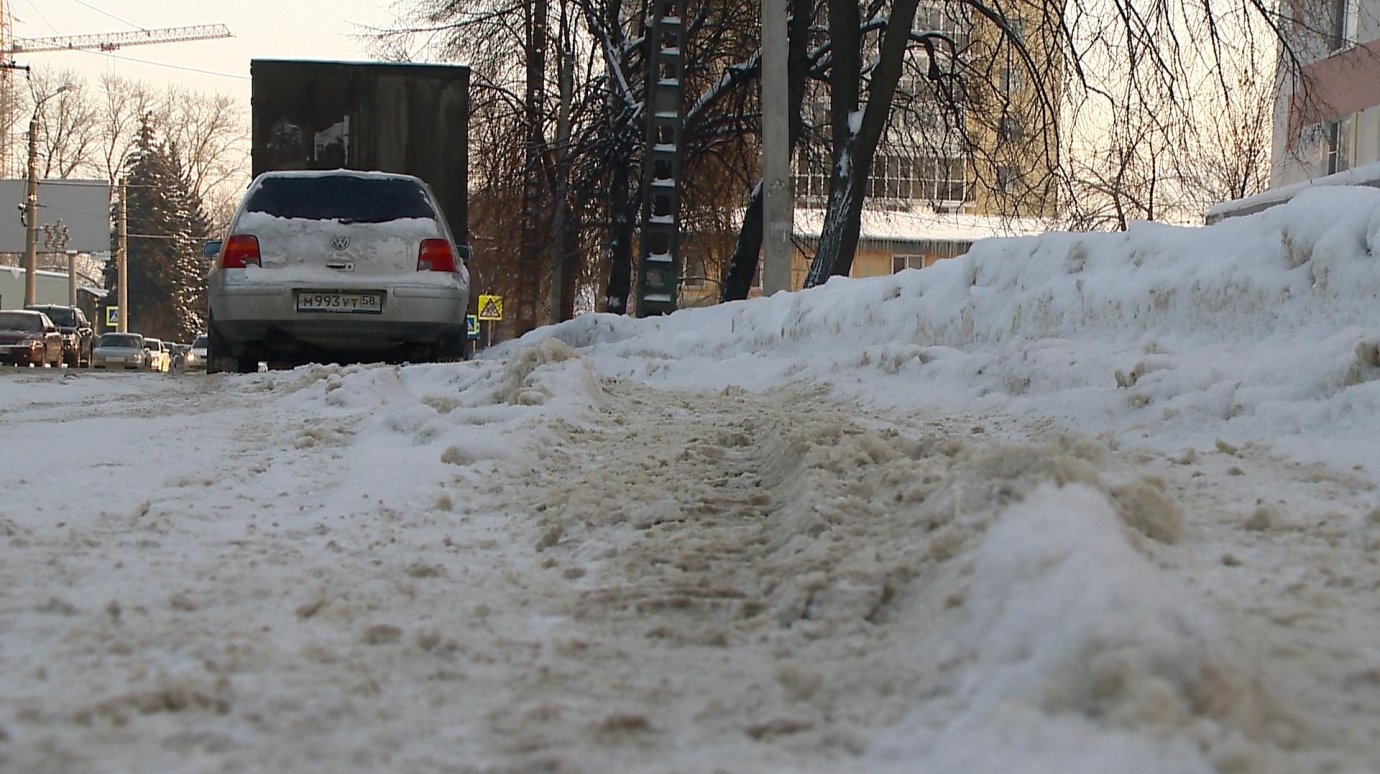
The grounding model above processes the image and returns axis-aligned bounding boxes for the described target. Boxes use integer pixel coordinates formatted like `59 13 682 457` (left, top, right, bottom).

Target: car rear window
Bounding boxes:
31 307 75 326
244 176 436 223
100 334 141 348
0 312 42 331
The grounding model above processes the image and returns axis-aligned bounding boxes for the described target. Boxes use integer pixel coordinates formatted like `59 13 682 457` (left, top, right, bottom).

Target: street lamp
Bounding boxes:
23 82 77 307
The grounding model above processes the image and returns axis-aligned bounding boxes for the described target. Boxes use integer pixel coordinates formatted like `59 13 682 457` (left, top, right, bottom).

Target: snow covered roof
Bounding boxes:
1206 159 1380 222
792 207 1054 244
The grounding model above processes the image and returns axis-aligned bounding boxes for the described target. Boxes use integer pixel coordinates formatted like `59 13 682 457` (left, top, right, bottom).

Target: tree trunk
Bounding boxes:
806 0 922 286
721 183 764 301
517 0 549 335
549 13 576 325
604 161 634 313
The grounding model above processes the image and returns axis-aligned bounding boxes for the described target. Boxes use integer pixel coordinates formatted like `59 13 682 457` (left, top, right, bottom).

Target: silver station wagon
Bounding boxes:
205 170 471 373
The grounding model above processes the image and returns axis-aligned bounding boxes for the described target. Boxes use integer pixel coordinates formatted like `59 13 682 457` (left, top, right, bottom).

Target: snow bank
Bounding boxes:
502 186 1380 469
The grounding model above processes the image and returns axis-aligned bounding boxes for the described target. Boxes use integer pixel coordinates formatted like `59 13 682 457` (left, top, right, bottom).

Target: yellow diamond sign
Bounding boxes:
477 294 503 321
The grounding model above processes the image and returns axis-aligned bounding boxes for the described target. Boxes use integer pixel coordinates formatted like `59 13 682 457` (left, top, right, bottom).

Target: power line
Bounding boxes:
17 0 59 36
69 0 143 32
59 46 247 80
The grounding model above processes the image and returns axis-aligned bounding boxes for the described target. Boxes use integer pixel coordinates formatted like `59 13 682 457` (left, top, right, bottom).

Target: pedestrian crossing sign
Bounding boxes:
105 306 118 327
466 314 479 339
478 294 503 321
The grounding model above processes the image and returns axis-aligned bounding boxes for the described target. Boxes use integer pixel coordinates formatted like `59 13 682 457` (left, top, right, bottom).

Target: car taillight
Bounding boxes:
221 235 261 268
417 239 458 272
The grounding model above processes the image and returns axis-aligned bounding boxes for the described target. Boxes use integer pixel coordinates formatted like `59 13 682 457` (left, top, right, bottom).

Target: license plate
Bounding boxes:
296 291 383 314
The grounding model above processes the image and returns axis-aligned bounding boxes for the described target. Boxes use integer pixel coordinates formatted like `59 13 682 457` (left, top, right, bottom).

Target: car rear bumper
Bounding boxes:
91 357 145 369
211 282 469 351
0 345 46 365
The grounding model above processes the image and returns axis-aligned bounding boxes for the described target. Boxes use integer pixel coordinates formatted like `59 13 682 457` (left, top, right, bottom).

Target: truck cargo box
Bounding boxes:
250 59 470 241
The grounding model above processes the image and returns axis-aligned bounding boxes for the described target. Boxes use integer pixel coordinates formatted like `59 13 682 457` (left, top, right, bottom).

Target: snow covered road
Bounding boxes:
2 350 1377 773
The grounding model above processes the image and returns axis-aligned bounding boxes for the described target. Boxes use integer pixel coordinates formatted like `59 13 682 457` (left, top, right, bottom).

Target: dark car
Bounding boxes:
0 310 63 367
25 304 94 367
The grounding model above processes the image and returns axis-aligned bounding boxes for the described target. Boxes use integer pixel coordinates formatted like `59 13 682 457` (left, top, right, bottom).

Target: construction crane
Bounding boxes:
0 3 232 175
3 23 232 55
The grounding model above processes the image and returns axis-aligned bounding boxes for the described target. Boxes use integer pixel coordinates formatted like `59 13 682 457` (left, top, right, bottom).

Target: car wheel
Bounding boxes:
207 322 237 374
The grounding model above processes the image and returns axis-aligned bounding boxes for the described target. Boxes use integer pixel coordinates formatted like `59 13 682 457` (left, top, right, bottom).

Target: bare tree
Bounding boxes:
378 0 1313 308
90 75 158 193
154 86 251 224
22 68 100 180
1058 1 1290 229
26 69 248 230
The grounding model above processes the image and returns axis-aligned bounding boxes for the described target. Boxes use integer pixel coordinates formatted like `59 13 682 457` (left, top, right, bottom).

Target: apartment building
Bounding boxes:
676 2 1062 305
1273 0 1380 184
788 1 1060 283
1204 0 1380 221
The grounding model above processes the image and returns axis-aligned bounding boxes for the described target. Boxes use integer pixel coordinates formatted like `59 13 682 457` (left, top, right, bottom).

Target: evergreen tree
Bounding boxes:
111 114 212 343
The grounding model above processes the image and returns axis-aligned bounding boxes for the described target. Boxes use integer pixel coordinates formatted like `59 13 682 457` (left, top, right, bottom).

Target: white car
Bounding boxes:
205 170 471 373
187 334 208 371
91 332 148 370
143 337 171 373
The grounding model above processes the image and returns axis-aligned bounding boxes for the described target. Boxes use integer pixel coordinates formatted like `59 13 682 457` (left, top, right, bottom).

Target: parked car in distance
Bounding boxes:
205 169 471 373
187 334 208 371
167 342 195 371
24 304 93 367
143 338 171 372
91 332 147 370
0 309 63 367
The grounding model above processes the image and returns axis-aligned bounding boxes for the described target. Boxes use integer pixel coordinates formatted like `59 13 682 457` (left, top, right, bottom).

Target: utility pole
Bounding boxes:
548 27 575 325
636 0 684 316
117 177 128 333
761 0 792 295
23 82 76 305
67 250 76 306
22 106 37 305
516 0 548 336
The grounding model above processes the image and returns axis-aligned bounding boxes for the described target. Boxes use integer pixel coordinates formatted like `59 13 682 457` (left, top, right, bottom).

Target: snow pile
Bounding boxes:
3 187 1380 772
519 186 1380 469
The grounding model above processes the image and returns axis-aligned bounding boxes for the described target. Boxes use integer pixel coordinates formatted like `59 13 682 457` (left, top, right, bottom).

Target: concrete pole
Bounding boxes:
68 251 78 306
118 177 128 333
761 0 792 295
23 113 39 306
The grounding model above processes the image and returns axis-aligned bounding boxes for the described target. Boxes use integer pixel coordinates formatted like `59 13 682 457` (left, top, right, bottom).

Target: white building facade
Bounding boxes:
1272 0 1380 186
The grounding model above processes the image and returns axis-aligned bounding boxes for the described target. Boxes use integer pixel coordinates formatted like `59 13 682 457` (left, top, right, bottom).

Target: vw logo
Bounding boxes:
331 236 351 251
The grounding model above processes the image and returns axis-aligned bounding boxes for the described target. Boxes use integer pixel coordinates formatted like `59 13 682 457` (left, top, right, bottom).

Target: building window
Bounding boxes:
1325 120 1350 175
998 115 1023 141
792 150 830 199
917 1 971 49
681 254 707 287
916 157 970 204
997 165 1021 192
867 154 915 200
892 254 926 273
1000 65 1022 96
1333 0 1358 50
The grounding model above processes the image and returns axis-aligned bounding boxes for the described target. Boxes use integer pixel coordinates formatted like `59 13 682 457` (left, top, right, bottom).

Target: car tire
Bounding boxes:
432 333 468 363
207 321 237 374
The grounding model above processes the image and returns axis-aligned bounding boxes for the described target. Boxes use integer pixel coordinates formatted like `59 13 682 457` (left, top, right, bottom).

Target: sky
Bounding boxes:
2 185 1379 770
10 0 414 101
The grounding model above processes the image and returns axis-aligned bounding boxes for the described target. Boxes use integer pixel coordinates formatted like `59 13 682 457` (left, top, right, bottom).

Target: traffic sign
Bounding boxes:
105 306 118 327
466 314 480 339
477 294 503 321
